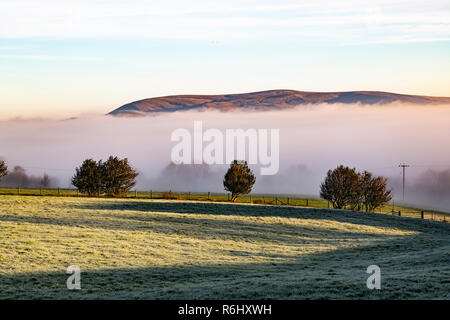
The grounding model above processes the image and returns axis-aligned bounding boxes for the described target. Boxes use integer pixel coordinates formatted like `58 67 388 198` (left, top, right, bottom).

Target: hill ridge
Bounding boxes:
109 89 450 116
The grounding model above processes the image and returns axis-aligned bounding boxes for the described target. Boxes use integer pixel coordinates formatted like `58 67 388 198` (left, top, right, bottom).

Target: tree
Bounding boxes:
320 165 360 209
223 160 256 201
10 166 29 188
72 159 103 196
358 171 373 211
100 156 138 197
360 171 392 212
40 173 50 188
320 166 392 211
0 160 7 183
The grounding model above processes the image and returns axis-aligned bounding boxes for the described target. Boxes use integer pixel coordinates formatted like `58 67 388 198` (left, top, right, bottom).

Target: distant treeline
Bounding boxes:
5 155 449 212
0 163 59 188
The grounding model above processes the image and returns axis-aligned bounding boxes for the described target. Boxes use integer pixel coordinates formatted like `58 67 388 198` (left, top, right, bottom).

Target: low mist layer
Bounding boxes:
1 103 449 211
0 165 59 188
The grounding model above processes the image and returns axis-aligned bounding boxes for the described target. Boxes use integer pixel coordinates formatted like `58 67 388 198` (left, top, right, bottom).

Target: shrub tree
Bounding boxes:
320 165 360 209
72 159 103 196
360 171 392 212
223 160 256 202
101 156 138 197
320 166 392 211
0 160 7 182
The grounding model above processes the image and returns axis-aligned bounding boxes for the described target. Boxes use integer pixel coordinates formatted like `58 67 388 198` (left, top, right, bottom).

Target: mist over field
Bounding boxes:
1 103 450 211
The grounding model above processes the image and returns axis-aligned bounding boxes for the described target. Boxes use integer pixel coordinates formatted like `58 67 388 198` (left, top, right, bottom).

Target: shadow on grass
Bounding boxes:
66 199 448 233
1 199 449 299
0 211 407 244
0 232 448 300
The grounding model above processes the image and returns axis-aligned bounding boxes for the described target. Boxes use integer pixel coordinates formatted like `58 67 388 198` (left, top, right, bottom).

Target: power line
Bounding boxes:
398 163 410 201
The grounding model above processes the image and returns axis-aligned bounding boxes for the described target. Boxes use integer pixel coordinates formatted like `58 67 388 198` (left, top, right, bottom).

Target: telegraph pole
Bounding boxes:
399 163 410 201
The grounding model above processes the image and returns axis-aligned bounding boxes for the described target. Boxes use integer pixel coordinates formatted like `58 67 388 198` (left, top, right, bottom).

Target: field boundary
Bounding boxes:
0 187 447 223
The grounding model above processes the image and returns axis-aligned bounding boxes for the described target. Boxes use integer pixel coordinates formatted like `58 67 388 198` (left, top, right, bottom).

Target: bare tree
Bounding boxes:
8 166 29 188
40 173 50 188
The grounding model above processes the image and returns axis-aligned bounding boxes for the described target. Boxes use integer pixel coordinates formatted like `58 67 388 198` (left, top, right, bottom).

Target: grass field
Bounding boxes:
1 187 447 222
0 195 449 299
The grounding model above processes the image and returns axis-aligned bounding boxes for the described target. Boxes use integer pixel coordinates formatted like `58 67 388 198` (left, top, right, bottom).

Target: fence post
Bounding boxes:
262 196 265 204
327 201 330 208
421 211 424 219
275 197 278 205
17 186 20 195
57 188 60 196
398 210 401 217
208 192 210 201
287 197 289 205
150 190 152 199
306 199 309 207
188 192 191 200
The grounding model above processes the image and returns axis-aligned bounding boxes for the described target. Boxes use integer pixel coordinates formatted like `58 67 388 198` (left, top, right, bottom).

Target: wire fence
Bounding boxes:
0 187 447 223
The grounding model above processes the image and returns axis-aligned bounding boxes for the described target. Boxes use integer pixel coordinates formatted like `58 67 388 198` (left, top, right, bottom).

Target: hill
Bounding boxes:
109 89 450 116
1 196 449 299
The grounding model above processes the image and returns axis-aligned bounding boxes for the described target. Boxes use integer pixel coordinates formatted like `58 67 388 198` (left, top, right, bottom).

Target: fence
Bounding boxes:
0 187 447 223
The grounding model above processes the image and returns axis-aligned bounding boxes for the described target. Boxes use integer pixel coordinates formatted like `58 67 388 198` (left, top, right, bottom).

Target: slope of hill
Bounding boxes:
1 196 449 299
109 90 450 116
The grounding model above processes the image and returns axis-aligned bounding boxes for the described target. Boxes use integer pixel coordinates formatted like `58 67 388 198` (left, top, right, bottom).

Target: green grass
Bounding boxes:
0 195 449 299
1 187 447 222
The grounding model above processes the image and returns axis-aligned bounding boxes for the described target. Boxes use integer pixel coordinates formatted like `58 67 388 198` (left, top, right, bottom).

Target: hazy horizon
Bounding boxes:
2 0 450 211
1 0 450 119
1 103 450 211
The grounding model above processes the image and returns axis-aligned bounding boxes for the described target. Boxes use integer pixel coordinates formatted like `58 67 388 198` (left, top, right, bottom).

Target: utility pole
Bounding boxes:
399 163 410 201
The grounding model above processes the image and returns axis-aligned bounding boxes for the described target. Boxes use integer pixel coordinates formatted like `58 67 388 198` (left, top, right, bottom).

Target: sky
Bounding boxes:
1 0 450 119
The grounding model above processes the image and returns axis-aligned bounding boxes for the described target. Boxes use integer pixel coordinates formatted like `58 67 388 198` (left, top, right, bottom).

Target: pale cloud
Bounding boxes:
0 0 449 43
0 54 107 61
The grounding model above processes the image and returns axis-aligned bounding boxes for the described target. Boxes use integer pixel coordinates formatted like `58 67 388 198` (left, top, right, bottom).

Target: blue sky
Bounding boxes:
1 0 450 118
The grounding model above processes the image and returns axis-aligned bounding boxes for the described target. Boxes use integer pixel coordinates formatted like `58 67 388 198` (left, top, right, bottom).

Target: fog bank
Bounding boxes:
1 103 449 211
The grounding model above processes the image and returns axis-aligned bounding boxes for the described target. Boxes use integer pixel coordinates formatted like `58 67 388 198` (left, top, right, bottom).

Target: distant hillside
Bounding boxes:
109 90 450 116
